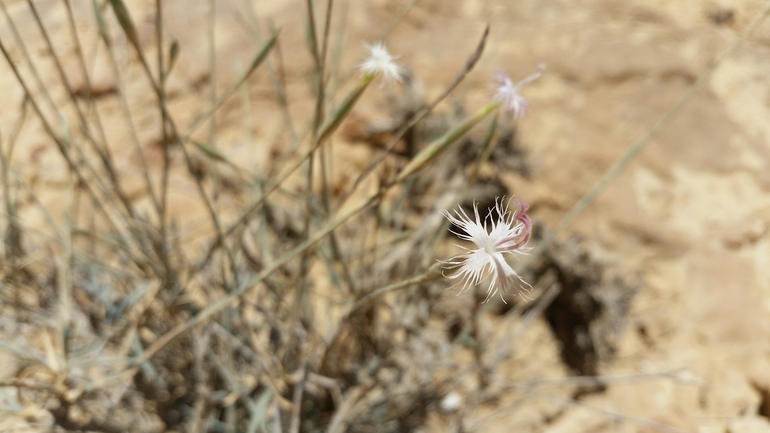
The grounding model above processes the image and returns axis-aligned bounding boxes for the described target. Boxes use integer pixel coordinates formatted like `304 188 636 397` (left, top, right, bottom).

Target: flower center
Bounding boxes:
480 234 498 256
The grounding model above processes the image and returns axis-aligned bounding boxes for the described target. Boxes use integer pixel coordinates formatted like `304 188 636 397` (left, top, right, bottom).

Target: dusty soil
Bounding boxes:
2 0 770 432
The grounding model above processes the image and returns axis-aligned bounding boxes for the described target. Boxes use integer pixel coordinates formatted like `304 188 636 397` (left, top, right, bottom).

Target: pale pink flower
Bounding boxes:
442 198 532 303
493 64 545 119
359 42 405 84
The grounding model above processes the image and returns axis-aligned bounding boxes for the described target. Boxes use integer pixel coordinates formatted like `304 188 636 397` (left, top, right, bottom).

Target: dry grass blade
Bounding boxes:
0 38 150 272
534 391 693 433
193 73 374 271
27 0 135 218
0 341 45 364
92 0 161 213
136 192 379 365
184 32 281 139
106 0 141 51
0 0 61 123
0 96 28 271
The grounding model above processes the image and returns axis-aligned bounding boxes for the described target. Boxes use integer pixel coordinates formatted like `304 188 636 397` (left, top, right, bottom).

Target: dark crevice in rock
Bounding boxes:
526 236 641 377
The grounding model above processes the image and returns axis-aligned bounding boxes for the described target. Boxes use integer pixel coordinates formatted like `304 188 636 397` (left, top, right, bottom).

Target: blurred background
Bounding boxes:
1 0 770 432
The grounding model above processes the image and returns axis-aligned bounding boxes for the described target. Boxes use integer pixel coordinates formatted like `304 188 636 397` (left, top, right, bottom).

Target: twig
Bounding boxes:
498 369 709 391
288 365 307 433
534 391 694 433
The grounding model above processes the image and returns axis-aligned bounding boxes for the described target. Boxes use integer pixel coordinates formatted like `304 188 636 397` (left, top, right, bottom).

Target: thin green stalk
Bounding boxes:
206 0 224 209
60 171 76 361
423 114 499 268
295 0 324 325
377 0 420 41
183 33 280 138
313 0 358 294
394 100 501 184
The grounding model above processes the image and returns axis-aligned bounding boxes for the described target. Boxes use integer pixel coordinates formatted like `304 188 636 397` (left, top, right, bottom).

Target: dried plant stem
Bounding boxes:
156 0 172 239
0 97 27 272
534 391 692 433
0 0 61 124
4 166 65 242
27 0 135 219
288 365 307 433
0 39 151 273
183 33 280 138
349 262 443 312
317 263 443 376
193 74 375 271
423 114 499 267
97 107 486 387
2 3 137 241
471 287 489 388
107 0 278 282
137 191 380 366
239 7 298 145
62 0 115 169
92 0 161 215
294 0 327 326
377 0 420 41
490 282 561 366
500 369 707 391
124 95 500 374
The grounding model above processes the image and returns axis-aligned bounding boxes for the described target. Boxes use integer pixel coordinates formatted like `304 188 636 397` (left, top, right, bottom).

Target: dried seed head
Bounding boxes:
359 42 405 84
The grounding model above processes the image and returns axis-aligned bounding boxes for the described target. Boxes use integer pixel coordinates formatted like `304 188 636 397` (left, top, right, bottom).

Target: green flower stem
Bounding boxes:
319 73 375 141
394 100 502 184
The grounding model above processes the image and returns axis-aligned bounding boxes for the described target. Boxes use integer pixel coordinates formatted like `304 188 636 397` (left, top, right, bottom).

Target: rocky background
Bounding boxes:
1 0 770 432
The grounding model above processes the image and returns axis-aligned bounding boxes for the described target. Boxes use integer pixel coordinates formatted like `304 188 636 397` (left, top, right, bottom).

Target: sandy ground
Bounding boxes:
2 0 770 432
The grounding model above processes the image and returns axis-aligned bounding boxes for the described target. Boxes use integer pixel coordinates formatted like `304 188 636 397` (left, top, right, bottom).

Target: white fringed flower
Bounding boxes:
493 64 545 119
359 42 404 84
442 198 533 303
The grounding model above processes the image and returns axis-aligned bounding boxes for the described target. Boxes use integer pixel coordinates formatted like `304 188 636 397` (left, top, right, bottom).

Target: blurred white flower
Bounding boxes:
442 198 532 303
440 391 463 413
359 42 404 84
493 64 545 119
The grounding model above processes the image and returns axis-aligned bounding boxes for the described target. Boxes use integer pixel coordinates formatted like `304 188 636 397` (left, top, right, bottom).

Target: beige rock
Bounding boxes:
728 417 770 433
